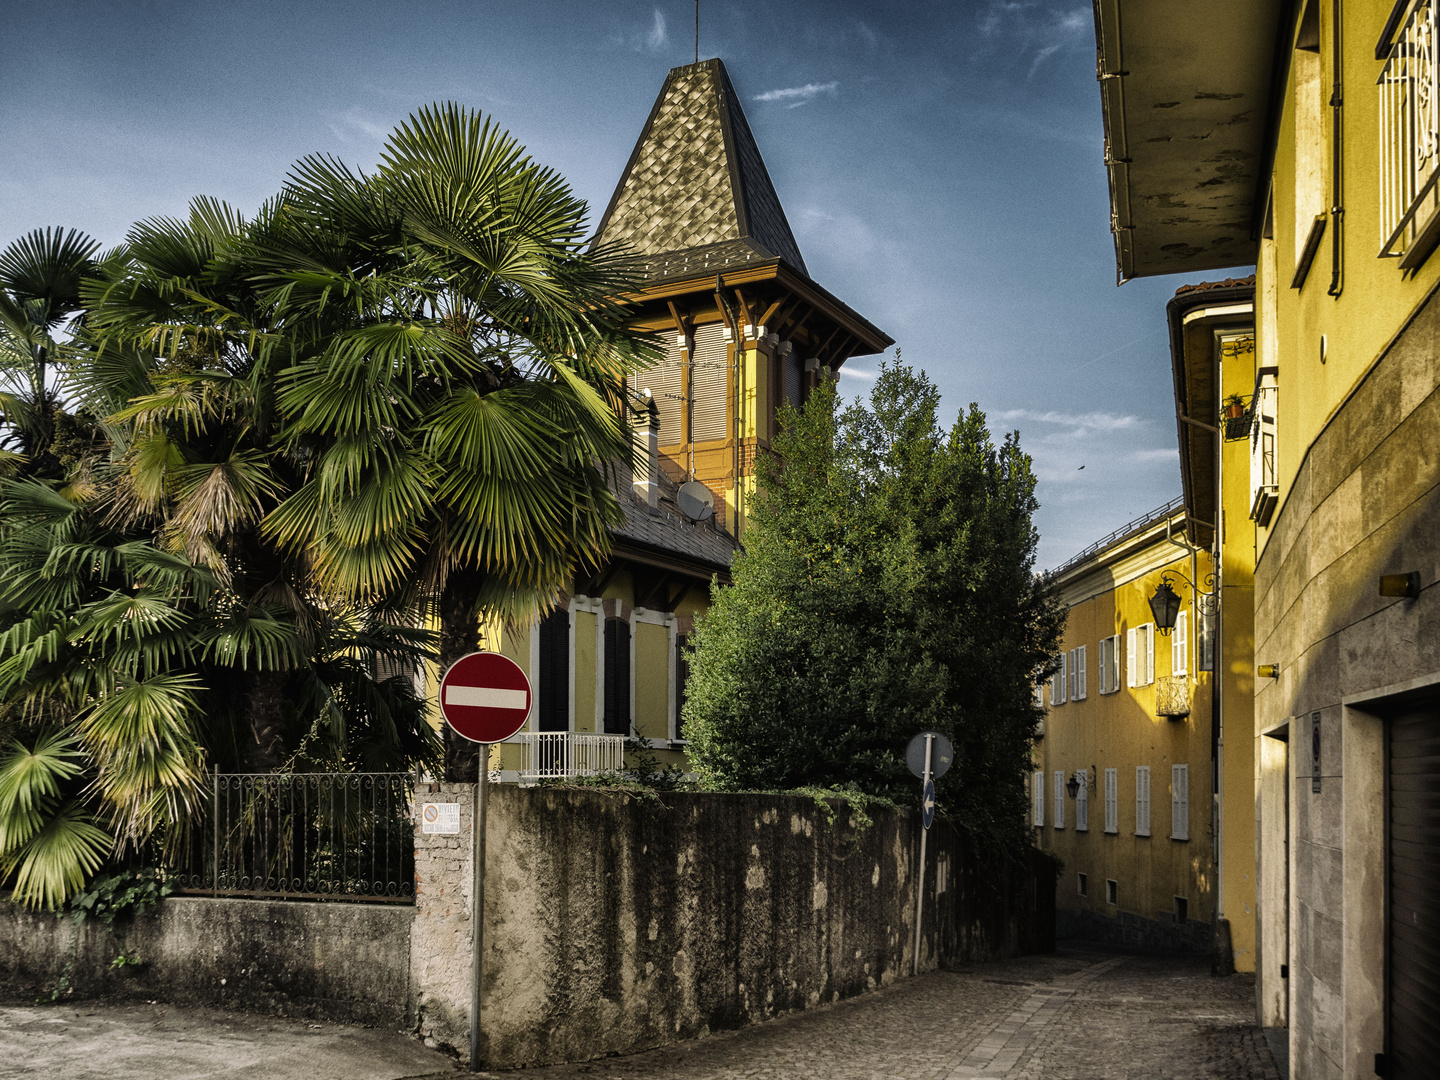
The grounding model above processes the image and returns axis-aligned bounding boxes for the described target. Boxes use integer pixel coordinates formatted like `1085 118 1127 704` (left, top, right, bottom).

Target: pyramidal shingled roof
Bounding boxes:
592 59 808 281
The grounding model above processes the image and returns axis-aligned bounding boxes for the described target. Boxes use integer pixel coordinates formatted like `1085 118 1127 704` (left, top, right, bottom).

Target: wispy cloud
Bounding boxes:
838 365 879 382
975 2 1091 78
754 81 839 109
612 8 668 53
324 108 390 145
997 409 1148 434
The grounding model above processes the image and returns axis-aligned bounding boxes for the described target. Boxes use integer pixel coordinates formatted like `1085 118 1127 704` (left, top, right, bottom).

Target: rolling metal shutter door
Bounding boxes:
784 353 802 408
691 323 728 442
640 338 683 446
1388 707 1440 1078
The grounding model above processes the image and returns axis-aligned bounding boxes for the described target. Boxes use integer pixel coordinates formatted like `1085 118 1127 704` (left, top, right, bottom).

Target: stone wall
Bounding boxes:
0 897 412 1026
411 784 1053 1068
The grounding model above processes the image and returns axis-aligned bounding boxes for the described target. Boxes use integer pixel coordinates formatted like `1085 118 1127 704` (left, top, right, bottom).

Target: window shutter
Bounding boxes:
1060 652 1068 704
1126 629 1137 688
1136 766 1151 836
1054 770 1065 829
1172 764 1189 840
1033 770 1044 827
1075 646 1087 700
1076 772 1088 831
1173 611 1189 676
538 608 570 731
1105 768 1118 833
645 336 685 445
674 633 691 739
690 323 729 442
1145 624 1155 685
1033 685 1045 709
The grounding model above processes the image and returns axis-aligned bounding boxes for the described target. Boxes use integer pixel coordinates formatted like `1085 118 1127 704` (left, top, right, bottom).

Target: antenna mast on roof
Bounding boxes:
694 0 699 63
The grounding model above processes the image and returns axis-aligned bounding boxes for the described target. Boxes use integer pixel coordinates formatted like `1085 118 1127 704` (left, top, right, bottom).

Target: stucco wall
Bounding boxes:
0 897 412 1026
1253 284 1440 1079
412 784 1052 1069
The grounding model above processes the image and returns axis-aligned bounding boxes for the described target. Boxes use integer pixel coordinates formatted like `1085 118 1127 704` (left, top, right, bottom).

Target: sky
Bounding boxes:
0 0 1248 570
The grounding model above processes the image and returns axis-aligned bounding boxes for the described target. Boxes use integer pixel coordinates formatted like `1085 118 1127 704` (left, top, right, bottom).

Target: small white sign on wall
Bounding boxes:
421 802 461 835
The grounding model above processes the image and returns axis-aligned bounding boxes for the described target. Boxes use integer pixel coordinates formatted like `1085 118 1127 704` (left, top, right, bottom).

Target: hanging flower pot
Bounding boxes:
1223 396 1247 420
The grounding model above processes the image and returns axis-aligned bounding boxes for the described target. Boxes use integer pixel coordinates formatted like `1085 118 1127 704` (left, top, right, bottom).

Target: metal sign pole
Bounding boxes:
912 732 934 976
470 744 490 1072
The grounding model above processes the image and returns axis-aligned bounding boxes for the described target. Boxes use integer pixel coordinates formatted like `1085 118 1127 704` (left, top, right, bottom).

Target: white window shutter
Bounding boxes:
1075 646 1087 700
1034 685 1045 709
1145 624 1155 685
1076 772 1088 831
1054 770 1065 829
1126 629 1137 688
1033 770 1044 827
1136 766 1151 836
1172 764 1189 840
1067 649 1075 700
1105 768 1118 833
1175 611 1189 676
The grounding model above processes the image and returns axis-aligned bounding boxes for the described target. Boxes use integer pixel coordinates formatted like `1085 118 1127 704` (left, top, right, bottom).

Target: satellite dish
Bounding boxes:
677 480 714 522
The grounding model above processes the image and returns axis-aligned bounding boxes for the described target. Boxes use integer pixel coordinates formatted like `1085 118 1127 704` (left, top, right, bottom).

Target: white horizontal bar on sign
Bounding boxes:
444 685 527 710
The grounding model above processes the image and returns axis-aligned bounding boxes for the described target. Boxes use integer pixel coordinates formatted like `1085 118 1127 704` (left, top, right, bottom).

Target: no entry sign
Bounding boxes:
439 651 532 744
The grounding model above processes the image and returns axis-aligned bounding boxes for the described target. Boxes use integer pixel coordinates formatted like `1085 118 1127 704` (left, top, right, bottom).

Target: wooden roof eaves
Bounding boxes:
610 536 734 585
619 260 893 358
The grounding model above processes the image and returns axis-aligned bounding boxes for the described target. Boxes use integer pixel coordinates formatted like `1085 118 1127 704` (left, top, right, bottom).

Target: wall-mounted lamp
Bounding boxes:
1380 572 1420 600
1148 570 1217 636
1066 774 1080 799
1258 663 1280 679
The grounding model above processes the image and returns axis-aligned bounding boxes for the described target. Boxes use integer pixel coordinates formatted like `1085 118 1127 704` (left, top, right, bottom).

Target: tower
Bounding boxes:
594 59 892 537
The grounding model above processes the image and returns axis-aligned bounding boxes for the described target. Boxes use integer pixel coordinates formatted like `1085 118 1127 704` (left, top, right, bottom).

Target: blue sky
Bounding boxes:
1 0 1241 569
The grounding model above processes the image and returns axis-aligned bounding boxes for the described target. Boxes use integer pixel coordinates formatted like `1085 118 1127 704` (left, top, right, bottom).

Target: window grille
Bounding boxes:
1379 0 1440 265
1249 374 1279 525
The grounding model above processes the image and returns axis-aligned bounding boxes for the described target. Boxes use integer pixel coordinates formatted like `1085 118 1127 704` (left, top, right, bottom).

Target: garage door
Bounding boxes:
1388 708 1440 1078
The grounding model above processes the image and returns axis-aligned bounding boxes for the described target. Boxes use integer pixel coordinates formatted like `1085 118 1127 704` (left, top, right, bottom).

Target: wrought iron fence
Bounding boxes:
510 731 626 782
169 771 415 903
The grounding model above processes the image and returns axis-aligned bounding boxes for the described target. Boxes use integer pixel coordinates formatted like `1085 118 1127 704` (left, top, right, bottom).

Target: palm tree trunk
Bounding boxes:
439 565 485 781
241 668 287 773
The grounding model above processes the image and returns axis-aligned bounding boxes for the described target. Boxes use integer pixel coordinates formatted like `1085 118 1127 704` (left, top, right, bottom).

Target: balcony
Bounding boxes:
1379 0 1440 266
502 731 627 783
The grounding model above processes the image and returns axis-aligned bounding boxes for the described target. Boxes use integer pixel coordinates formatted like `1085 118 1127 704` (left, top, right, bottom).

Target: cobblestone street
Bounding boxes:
476 946 1281 1080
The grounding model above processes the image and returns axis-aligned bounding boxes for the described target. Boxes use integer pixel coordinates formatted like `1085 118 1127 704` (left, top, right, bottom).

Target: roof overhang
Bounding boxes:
1094 0 1287 281
1166 280 1256 549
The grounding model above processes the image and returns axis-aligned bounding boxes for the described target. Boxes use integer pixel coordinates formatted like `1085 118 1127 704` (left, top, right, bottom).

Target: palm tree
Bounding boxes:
0 228 101 476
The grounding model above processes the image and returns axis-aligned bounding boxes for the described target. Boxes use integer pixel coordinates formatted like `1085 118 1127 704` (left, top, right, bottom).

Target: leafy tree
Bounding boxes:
682 362 1062 848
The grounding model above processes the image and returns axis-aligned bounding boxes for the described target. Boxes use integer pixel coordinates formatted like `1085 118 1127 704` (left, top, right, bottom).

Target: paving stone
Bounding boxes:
473 947 1280 1080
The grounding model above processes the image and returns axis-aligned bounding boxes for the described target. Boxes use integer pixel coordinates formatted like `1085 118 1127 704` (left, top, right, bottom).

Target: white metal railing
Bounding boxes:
1380 0 1440 259
1249 377 1278 525
508 731 626 782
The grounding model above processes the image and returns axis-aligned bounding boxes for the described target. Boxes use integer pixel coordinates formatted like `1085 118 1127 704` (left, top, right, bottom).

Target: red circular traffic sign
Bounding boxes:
439 651 532 744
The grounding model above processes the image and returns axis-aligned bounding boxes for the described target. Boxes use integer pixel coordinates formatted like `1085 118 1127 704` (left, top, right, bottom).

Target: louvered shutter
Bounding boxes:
538 608 570 731
1076 772 1088 831
1032 770 1044 827
1053 770 1065 829
674 633 691 739
1145 624 1155 685
1173 611 1189 676
603 617 630 735
1136 766 1151 836
1126 629 1137 688
1075 646 1087 700
1172 764 1189 840
690 323 728 442
1105 768 1118 833
784 352 802 408
643 336 685 445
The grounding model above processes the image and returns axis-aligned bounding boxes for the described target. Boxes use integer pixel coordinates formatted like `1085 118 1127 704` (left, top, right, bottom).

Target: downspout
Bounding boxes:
1327 0 1344 297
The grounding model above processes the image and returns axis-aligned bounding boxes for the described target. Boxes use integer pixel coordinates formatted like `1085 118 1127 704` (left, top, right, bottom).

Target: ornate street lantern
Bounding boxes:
1149 579 1182 635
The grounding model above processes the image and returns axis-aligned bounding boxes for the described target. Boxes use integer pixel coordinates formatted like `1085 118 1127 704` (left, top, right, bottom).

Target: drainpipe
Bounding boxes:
1327 0 1344 298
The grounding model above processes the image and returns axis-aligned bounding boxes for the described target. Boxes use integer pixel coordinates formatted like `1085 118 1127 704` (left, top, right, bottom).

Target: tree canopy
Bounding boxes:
682 362 1062 848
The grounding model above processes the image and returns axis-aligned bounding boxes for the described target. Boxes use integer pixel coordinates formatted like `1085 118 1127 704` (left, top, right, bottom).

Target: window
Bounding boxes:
1250 374 1278 525
1099 634 1121 694
1104 768 1118 834
1033 684 1045 709
602 617 631 735
1053 770 1066 830
674 632 691 740
1078 872 1088 897
1198 607 1216 672
1075 771 1089 832
1069 645 1087 701
537 607 570 731
1171 610 1189 677
1379 0 1440 263
1032 770 1044 827
1175 896 1188 923
1050 652 1067 706
1126 624 1155 687
1106 879 1118 905
1135 766 1151 837
1171 764 1189 840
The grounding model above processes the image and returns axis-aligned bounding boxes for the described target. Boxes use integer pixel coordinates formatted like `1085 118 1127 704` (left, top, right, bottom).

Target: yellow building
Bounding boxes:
1038 495 1254 967
449 59 890 783
1093 2 1440 1075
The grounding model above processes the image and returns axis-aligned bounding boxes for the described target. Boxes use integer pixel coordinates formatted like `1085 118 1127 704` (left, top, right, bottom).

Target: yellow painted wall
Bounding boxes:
1258 0 1440 562
573 609 597 734
1040 533 1233 955
634 621 670 742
